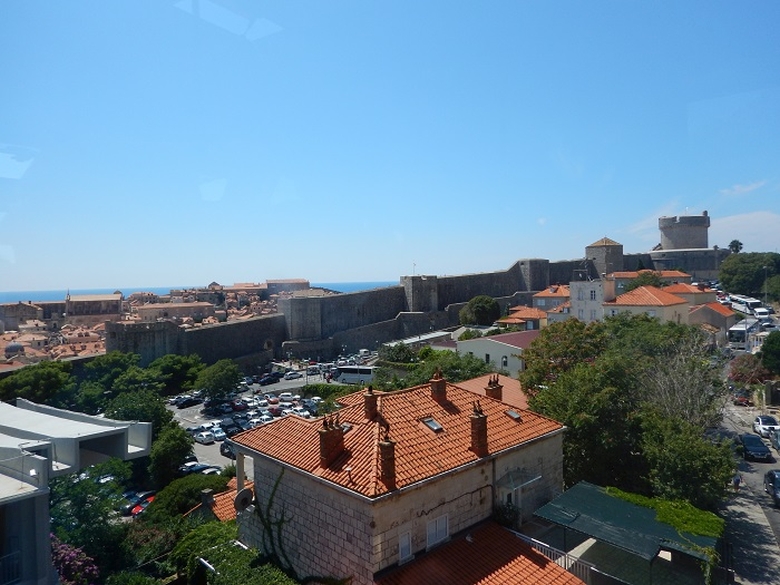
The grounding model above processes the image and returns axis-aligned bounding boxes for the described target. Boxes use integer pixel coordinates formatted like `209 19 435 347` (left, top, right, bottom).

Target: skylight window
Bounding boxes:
422 417 443 433
505 409 522 422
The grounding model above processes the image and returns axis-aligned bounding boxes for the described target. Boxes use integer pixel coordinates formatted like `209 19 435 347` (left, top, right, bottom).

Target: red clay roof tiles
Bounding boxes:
234 379 563 498
374 521 585 585
605 286 687 307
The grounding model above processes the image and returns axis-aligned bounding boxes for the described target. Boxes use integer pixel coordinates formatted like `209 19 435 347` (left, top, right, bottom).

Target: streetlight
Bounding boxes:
764 266 768 306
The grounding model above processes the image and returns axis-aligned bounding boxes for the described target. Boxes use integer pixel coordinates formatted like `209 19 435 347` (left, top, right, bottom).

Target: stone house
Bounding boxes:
231 372 566 585
532 284 570 311
603 285 689 325
455 331 539 378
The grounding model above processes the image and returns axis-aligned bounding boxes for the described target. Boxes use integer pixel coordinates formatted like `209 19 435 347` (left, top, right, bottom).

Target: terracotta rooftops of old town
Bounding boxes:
232 371 563 498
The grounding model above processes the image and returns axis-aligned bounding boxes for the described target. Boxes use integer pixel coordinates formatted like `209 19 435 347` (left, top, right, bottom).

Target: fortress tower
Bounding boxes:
658 211 710 250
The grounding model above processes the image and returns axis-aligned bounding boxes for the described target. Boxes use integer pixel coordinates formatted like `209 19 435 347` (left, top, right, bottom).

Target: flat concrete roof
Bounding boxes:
0 402 118 440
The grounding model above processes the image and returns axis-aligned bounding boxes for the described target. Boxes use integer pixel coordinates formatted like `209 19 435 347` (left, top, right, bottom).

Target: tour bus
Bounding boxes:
334 365 376 385
728 295 762 314
727 318 761 351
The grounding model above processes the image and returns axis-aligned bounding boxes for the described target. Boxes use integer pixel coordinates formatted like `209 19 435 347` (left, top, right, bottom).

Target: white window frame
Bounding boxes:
427 514 448 548
399 531 412 563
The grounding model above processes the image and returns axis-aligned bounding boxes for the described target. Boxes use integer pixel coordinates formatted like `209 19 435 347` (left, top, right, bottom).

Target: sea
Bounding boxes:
0 281 399 305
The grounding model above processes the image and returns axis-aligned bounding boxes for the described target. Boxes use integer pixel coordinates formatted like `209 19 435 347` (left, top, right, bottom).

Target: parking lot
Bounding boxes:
168 375 330 476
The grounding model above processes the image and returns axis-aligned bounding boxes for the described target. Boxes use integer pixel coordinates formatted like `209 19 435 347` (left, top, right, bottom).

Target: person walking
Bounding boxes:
732 472 743 493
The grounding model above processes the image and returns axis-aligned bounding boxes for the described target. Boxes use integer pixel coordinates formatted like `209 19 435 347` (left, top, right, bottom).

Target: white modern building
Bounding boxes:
0 399 151 585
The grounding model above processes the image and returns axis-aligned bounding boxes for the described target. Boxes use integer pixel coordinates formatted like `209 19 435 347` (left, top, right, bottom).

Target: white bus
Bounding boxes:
728 295 762 314
727 318 761 351
334 365 376 385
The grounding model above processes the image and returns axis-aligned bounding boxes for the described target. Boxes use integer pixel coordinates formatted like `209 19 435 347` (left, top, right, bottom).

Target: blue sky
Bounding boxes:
1 1 779 291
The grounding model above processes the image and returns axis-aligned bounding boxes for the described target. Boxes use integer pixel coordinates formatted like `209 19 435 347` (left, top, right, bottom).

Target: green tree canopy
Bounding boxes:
0 360 75 405
147 353 205 396
142 473 230 525
759 330 780 375
719 252 779 298
459 295 501 326
623 271 664 292
728 239 743 254
148 424 195 488
195 359 242 400
104 388 174 440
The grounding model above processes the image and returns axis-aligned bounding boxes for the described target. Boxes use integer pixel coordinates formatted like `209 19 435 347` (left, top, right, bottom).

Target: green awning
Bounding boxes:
534 481 716 562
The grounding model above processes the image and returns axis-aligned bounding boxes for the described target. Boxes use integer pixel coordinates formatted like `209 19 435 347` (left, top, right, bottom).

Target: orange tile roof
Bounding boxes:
374 521 586 585
502 306 548 320
663 283 713 294
588 237 621 247
605 286 687 307
185 481 254 522
548 300 571 314
533 285 570 299
455 374 529 410
693 302 736 318
611 269 690 279
234 379 563 498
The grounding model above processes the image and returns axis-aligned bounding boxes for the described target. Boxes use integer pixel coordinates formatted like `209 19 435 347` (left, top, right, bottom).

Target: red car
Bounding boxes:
131 494 155 517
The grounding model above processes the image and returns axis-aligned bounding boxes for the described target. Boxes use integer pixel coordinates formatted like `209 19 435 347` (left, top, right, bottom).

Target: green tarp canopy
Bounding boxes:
534 481 716 562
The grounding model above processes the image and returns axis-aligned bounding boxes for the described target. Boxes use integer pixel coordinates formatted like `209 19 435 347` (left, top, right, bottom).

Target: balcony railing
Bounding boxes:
0 551 21 585
511 531 595 584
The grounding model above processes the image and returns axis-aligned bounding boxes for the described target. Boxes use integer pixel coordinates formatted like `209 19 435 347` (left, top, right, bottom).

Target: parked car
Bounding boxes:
220 441 236 459
753 415 780 438
131 494 155 517
119 490 156 516
177 462 221 477
211 427 227 441
771 429 780 452
259 375 278 386
732 390 754 407
291 406 311 418
283 371 302 380
194 431 215 445
739 434 773 462
764 469 780 506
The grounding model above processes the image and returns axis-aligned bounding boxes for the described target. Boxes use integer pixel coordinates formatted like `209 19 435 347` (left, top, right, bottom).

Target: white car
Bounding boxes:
194 431 215 445
283 371 302 380
753 415 780 438
211 427 226 441
278 392 295 401
291 406 311 418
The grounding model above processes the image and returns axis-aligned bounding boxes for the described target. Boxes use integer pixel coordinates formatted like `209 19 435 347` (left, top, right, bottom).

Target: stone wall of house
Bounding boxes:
239 458 376 585
239 431 564 584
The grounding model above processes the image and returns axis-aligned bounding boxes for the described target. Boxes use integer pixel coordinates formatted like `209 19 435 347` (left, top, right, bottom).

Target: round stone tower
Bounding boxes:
658 211 710 250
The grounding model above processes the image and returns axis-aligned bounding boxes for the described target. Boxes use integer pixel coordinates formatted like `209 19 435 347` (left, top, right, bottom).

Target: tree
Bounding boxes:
719 252 780 297
104 388 174 440
195 359 242 400
49 459 132 576
623 271 664 292
148 424 195 488
759 330 780 375
728 239 743 254
50 535 100 585
459 295 501 326
142 473 230 525
639 328 726 430
0 360 75 405
147 353 205 396
519 319 609 394
641 411 734 511
378 342 415 364
729 353 770 385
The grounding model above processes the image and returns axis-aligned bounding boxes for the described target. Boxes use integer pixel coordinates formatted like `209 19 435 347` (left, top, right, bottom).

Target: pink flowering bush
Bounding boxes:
50 534 99 585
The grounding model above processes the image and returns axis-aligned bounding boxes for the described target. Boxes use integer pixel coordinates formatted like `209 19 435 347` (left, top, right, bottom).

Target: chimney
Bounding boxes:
430 367 447 402
378 427 396 490
485 374 503 401
201 488 215 507
364 386 378 420
470 402 488 457
318 415 345 468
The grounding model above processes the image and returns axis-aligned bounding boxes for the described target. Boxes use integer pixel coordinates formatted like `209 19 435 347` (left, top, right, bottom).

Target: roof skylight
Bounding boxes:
505 409 522 422
422 417 443 433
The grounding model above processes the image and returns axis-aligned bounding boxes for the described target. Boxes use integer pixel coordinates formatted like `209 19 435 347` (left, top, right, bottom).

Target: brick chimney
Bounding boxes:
485 374 503 401
430 367 447 402
378 427 396 490
201 488 215 507
318 415 345 468
364 386 378 420
470 401 488 457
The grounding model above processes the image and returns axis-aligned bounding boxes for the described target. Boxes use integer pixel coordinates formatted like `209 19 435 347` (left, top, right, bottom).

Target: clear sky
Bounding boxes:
2 1 779 292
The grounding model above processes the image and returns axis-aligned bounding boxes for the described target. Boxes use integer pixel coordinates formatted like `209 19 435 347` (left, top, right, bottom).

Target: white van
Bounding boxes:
754 307 771 321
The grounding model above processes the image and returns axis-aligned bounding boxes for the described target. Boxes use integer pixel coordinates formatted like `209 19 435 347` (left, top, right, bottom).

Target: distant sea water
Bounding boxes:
0 281 398 304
